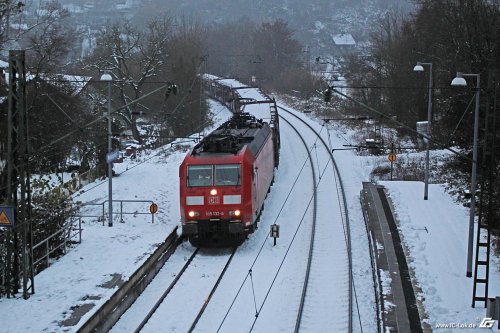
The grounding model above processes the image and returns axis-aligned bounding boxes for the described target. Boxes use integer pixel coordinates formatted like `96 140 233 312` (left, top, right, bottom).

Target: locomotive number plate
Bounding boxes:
208 196 220 204
206 211 224 217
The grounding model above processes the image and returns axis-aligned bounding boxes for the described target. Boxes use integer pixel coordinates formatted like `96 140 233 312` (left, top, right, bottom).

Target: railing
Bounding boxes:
75 199 157 226
30 199 157 273
32 218 82 271
1 199 157 298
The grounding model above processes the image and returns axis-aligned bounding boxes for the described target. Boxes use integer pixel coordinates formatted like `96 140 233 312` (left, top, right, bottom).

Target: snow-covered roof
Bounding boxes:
9 23 28 30
0 60 8 68
58 74 92 95
332 33 356 46
1 73 91 97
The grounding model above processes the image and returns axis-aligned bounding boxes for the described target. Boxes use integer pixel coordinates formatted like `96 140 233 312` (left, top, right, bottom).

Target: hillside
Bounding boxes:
57 0 413 53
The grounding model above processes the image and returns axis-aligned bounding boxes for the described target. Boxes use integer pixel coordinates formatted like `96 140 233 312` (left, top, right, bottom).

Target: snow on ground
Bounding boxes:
382 181 500 332
307 108 500 332
0 92 499 333
0 100 233 333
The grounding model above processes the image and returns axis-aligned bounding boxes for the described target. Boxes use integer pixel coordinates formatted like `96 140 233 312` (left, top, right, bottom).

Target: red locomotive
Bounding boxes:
179 112 279 246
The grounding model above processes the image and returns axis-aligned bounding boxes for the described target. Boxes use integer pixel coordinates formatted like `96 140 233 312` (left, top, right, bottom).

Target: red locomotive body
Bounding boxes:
179 113 277 246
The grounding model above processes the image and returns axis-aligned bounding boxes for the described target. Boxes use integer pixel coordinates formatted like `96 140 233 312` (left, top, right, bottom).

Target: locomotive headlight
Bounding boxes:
188 211 199 218
229 210 241 217
210 189 217 196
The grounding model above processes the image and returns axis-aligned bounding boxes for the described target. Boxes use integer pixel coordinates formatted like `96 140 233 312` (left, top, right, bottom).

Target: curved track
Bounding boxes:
278 106 353 332
277 116 318 333
110 99 353 333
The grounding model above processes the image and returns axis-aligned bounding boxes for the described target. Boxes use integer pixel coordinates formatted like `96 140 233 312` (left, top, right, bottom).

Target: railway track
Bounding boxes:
278 106 352 333
110 245 237 333
100 102 352 333
276 115 318 333
210 103 352 332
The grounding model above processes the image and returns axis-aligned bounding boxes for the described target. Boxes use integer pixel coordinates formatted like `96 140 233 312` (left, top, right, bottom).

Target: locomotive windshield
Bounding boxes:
215 164 241 186
187 164 240 186
187 165 213 187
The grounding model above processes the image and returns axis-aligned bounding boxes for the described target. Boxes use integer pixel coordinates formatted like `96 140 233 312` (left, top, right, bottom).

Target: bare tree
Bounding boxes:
345 0 500 231
205 18 256 79
162 18 208 136
24 1 72 75
83 16 174 143
1 0 79 173
252 19 302 88
0 0 25 47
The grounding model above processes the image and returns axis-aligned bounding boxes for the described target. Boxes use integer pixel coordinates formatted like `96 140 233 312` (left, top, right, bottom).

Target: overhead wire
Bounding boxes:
218 116 327 332
324 119 364 331
2 64 211 210
2 59 208 197
280 106 356 331
72 101 226 200
217 127 315 332
446 93 475 146
330 87 472 163
250 158 332 332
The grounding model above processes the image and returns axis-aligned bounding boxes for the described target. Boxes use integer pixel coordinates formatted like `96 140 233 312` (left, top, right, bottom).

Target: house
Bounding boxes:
332 33 356 56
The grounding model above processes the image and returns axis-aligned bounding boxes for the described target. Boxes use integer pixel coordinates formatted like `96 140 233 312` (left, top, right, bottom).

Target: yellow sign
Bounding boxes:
149 203 158 214
388 153 397 162
0 208 14 226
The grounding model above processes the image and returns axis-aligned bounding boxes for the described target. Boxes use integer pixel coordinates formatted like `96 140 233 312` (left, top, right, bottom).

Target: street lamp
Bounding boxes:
100 73 113 227
451 71 480 278
413 62 433 200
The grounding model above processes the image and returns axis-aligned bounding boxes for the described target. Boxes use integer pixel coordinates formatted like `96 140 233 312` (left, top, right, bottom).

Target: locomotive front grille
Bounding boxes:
198 220 227 234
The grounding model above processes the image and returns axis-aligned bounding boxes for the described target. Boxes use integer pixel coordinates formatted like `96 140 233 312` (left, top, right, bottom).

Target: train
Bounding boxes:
179 98 280 246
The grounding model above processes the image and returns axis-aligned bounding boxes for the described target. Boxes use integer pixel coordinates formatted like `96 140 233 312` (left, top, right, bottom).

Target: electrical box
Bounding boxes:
416 121 429 148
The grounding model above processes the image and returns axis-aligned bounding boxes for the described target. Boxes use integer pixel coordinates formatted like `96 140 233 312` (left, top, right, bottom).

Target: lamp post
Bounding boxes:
100 73 113 227
451 72 480 278
413 62 433 200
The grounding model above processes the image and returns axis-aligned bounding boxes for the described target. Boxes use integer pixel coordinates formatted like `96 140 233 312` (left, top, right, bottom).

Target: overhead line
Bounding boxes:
33 84 170 157
330 87 472 163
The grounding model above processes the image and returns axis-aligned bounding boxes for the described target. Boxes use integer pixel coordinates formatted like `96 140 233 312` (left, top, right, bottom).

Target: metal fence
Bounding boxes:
0 215 83 298
32 218 82 271
75 199 157 225
0 198 155 298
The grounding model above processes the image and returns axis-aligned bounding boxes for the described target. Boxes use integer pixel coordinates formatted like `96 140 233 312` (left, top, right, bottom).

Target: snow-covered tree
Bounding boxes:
83 16 174 143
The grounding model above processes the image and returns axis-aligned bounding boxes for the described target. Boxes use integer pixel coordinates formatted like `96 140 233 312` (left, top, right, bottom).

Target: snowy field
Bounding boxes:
0 95 499 332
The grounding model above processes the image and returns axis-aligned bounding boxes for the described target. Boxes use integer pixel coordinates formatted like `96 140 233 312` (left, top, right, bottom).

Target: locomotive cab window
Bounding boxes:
187 165 213 187
215 164 241 186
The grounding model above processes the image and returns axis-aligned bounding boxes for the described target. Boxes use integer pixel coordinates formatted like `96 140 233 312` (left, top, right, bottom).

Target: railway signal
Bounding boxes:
165 83 178 99
271 224 280 246
323 87 332 103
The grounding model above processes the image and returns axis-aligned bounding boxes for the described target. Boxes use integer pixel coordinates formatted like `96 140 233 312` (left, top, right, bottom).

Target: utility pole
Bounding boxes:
6 50 34 299
100 73 113 227
470 68 497 308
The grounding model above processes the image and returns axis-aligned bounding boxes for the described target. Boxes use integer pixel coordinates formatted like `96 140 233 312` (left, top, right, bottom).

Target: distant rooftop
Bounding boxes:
332 33 356 46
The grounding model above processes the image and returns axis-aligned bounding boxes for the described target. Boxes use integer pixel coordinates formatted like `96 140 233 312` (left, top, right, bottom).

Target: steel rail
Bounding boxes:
278 106 353 333
188 247 238 332
276 115 318 333
133 247 200 333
